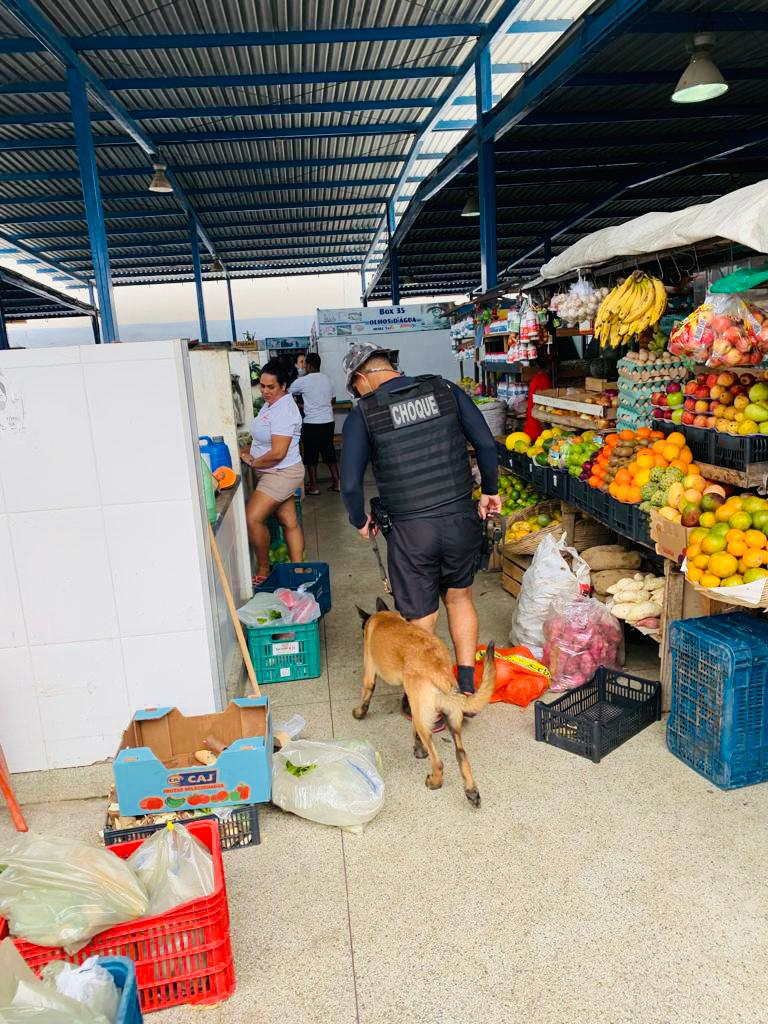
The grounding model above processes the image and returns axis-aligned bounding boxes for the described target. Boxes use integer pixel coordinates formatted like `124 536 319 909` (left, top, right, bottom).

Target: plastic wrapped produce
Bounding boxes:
542 595 624 692
0 939 109 1024
126 822 214 917
0 835 148 954
670 294 768 367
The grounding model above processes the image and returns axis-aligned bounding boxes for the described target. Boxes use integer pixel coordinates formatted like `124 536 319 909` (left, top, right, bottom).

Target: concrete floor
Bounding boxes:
6 485 768 1024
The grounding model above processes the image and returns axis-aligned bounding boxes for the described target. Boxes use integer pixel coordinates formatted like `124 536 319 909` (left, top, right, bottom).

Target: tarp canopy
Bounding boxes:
539 179 768 281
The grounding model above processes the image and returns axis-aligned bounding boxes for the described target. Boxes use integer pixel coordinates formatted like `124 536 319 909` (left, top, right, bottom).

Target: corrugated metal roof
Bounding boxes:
368 0 768 298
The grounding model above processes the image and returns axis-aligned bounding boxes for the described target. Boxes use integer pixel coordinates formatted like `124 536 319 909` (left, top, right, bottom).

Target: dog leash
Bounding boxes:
369 533 392 595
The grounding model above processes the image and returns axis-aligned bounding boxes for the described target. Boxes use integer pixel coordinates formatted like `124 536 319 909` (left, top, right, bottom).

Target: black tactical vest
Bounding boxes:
359 375 474 515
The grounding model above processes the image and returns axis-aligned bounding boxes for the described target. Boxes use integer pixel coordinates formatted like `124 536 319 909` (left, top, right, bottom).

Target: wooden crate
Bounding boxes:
501 549 531 598
560 504 613 552
585 376 616 392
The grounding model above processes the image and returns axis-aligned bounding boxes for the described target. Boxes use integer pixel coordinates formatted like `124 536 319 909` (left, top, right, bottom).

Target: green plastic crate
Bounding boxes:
267 489 304 558
246 620 321 684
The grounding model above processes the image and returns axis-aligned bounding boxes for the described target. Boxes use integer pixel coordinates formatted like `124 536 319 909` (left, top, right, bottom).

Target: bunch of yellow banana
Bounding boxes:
593 271 667 349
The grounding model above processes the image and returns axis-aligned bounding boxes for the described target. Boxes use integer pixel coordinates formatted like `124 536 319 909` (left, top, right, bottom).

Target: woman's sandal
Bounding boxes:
252 573 269 587
306 489 321 496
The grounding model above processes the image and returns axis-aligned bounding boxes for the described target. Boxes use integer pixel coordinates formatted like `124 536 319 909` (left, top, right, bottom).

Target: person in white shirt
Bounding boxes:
240 360 305 584
289 352 340 495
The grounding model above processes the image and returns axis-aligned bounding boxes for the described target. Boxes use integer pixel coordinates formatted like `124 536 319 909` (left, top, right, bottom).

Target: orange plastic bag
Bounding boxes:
455 645 550 707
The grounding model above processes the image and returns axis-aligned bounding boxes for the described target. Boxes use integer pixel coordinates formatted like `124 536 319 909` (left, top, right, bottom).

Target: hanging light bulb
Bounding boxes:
461 192 480 217
211 257 225 274
672 33 729 104
148 162 173 193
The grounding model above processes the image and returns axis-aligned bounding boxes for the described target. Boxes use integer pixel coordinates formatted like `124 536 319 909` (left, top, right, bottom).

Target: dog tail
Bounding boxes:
441 643 496 716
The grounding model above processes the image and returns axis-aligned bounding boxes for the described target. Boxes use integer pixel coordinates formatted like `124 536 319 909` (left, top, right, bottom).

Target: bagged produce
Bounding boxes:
459 645 550 707
542 595 624 691
0 939 109 1024
275 586 321 624
126 822 214 917
580 544 642 572
0 835 148 954
272 739 384 834
509 534 591 658
41 960 119 1024
237 591 288 627
669 294 768 367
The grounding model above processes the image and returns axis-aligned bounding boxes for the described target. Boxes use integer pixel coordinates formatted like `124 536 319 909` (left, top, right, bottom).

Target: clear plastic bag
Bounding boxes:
126 823 214 917
272 739 384 834
237 592 288 628
274 586 321 624
0 835 148 954
509 534 591 658
669 294 768 366
542 594 624 691
0 938 108 1024
40 960 119 1024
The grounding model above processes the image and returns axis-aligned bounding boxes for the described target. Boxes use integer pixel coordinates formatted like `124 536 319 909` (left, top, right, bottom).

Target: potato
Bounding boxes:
581 545 642 571
611 602 636 619
625 601 662 623
593 569 636 595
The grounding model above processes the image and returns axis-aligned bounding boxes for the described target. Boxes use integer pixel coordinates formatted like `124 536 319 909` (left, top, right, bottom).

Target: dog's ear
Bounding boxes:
375 596 389 613
356 605 371 624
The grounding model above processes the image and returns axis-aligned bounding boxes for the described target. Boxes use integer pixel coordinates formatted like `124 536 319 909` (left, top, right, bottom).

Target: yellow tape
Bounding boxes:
475 648 552 681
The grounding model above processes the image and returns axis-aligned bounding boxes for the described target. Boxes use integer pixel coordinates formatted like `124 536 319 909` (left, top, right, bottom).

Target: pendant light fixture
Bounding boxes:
148 162 173 193
461 192 480 217
672 33 729 104
211 257 225 274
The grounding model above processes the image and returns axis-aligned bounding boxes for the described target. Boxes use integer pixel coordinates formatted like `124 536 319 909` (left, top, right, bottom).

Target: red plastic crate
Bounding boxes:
1 820 234 1014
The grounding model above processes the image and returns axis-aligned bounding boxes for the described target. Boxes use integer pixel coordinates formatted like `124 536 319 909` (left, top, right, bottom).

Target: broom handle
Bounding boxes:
208 523 261 697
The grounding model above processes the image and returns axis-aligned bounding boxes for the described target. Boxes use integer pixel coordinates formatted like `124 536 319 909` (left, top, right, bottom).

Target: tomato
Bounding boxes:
139 796 164 811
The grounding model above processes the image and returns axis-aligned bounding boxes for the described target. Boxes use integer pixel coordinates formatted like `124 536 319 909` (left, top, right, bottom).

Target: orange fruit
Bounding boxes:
700 573 721 589
652 440 668 455
686 543 702 560
698 511 716 528
634 468 651 488
726 528 745 543
670 459 689 473
741 549 764 569
616 484 631 503
653 454 669 468
728 497 743 511
588 476 600 488
637 427 652 439
687 566 704 583
663 443 681 462
708 552 739 579
693 553 711 569
677 447 693 465
715 504 736 523
650 430 665 440
727 540 747 558
667 431 686 447
627 462 638 478
627 486 642 503
636 453 654 470
701 534 727 555
605 434 619 447
687 464 701 476
619 429 634 442
745 530 767 549
609 482 619 498
615 468 631 486
761 550 768 565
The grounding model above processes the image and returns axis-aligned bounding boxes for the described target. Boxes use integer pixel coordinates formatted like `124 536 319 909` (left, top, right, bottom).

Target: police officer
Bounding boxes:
340 342 501 726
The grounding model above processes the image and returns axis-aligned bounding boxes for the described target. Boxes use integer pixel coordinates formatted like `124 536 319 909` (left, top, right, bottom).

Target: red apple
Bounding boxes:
663 409 673 420
684 381 698 396
705 416 716 428
694 400 709 413
749 350 762 365
682 411 695 425
667 382 682 393
697 374 709 385
731 384 744 395
693 415 709 427
694 385 709 400
657 394 668 407
650 391 663 406
684 397 696 412
724 347 744 367
716 372 736 387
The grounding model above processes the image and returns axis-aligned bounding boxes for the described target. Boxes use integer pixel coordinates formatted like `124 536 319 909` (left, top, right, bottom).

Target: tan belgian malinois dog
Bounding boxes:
354 598 496 807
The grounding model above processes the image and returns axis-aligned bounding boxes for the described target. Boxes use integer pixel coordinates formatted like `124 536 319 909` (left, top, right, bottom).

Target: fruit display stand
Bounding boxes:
532 388 617 431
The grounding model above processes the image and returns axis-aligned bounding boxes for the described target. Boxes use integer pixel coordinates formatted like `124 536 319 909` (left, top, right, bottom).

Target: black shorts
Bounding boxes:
301 421 337 467
386 509 483 619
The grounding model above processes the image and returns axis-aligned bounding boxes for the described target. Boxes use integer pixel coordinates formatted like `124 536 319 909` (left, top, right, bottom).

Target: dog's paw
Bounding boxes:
352 706 367 720
425 773 443 790
465 788 481 808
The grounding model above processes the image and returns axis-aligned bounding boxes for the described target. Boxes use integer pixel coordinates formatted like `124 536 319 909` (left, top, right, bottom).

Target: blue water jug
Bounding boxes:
198 435 232 472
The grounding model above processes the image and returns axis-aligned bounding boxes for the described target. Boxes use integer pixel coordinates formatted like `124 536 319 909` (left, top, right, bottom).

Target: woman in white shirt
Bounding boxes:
240 360 305 584
289 352 340 494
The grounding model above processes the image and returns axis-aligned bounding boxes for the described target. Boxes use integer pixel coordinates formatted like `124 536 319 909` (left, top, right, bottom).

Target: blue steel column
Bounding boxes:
189 215 209 345
386 200 400 305
475 49 497 292
225 275 237 342
360 268 368 307
0 303 8 350
67 68 118 343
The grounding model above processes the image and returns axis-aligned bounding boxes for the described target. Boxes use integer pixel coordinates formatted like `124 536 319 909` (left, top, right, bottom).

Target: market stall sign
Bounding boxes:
317 303 449 337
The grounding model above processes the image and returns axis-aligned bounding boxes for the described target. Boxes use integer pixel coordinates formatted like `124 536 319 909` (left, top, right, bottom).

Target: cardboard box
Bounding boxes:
650 510 691 563
114 697 272 817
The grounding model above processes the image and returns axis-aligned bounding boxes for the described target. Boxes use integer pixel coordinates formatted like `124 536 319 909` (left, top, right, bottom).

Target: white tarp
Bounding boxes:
540 179 768 280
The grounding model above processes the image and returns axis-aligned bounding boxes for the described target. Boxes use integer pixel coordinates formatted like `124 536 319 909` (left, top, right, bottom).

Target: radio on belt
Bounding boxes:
389 391 440 429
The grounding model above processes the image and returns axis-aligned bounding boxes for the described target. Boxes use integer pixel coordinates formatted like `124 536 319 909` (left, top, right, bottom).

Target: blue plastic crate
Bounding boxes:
609 497 635 537
667 614 768 789
254 561 331 616
246 620 322 683
99 958 142 1024
530 462 547 491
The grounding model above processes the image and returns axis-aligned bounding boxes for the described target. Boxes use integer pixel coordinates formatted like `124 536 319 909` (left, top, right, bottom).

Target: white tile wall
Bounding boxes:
0 341 220 773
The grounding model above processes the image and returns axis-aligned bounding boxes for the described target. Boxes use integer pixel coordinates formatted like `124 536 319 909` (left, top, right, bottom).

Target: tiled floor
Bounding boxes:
6 486 768 1023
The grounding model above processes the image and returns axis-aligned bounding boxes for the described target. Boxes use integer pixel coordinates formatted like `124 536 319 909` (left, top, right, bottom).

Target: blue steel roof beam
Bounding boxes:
0 153 443 184
0 23 486 53
0 179 400 205
32 233 378 255
13 217 380 242
363 0 671 298
0 0 217 260
63 251 372 270
0 121 426 151
361 0 530 281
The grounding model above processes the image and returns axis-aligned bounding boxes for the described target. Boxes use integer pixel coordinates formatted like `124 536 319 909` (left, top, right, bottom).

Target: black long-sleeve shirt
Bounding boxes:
340 376 499 529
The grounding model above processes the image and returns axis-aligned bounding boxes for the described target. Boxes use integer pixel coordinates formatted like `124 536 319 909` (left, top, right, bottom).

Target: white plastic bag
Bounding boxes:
237 592 288 627
0 938 107 1024
272 739 384 833
126 823 214 917
509 534 591 658
0 835 148 954
40 960 119 1024
275 586 321 624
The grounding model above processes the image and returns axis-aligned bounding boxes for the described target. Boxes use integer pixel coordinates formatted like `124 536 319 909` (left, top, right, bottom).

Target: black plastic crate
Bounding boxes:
508 450 529 478
652 417 673 435
103 805 261 851
633 506 653 549
681 425 712 464
535 668 661 763
568 477 587 507
547 468 570 502
496 440 511 468
530 462 547 491
712 431 768 472
608 496 635 537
